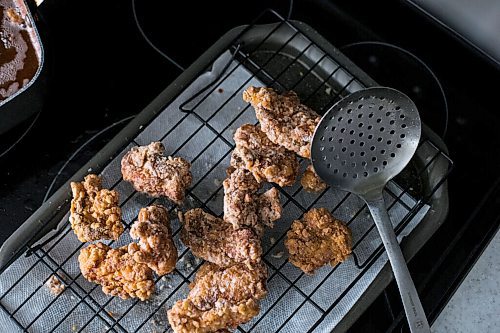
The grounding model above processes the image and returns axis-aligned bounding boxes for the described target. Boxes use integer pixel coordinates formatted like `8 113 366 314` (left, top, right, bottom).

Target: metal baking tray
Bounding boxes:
0 10 452 333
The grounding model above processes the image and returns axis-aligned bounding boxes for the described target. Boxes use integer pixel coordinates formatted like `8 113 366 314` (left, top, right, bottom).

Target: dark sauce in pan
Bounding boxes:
0 1 39 101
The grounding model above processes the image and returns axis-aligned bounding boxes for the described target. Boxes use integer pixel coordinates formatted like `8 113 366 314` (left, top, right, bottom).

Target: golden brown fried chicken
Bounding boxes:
79 243 155 301
69 174 123 242
129 205 178 276
231 124 299 187
301 165 328 192
243 86 321 158
121 142 192 205
168 299 257 333
223 167 282 234
181 208 261 267
167 262 267 333
285 208 352 274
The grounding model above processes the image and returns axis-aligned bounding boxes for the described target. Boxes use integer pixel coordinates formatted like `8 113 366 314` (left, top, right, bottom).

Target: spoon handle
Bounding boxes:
365 195 430 333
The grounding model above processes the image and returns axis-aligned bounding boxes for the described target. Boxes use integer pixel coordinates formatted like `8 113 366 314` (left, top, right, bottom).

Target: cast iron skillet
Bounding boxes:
0 0 45 135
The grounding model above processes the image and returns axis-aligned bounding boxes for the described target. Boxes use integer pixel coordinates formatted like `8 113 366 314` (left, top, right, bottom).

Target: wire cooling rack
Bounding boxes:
0 9 453 333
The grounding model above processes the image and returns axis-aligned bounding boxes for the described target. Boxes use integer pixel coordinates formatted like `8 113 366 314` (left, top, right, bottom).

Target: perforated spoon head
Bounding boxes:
311 87 421 198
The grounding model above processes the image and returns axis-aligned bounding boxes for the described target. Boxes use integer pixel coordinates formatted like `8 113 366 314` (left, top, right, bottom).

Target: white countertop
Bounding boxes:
431 228 500 332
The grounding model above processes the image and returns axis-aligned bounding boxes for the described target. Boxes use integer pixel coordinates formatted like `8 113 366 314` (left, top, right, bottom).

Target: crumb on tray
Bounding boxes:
45 275 65 296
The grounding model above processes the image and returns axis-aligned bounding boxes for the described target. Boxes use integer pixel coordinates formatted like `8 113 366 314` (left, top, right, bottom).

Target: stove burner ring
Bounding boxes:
340 41 449 138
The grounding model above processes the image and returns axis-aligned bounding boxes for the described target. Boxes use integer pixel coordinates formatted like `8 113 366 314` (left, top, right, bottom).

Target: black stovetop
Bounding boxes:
1 0 499 332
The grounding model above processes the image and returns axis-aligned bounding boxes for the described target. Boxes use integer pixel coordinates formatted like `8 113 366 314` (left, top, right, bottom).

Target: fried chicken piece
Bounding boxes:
70 174 123 242
223 167 282 234
301 165 328 192
243 86 321 158
181 208 261 267
129 205 178 276
231 124 299 187
168 299 257 333
79 243 155 301
121 142 192 205
223 167 260 233
189 262 267 311
167 262 267 333
285 208 352 274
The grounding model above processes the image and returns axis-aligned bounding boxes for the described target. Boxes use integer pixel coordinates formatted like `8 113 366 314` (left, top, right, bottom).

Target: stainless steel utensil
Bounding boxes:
311 86 430 333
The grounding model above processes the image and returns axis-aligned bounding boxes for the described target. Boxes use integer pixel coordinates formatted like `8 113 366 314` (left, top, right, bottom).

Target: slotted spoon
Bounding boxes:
311 87 430 333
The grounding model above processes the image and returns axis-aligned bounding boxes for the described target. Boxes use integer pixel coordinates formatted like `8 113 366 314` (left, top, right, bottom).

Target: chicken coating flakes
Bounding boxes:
257 187 282 227
69 174 123 242
79 243 155 301
181 208 262 267
121 142 192 205
167 262 267 333
5 8 25 25
45 275 65 296
285 208 352 274
243 86 321 158
301 165 328 192
223 167 282 235
223 167 260 233
129 205 178 276
231 124 299 187
168 299 258 333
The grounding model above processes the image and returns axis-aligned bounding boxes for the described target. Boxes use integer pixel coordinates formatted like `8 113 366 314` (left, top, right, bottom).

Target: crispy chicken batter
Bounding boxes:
181 208 261 267
301 165 328 192
79 243 155 301
231 124 299 187
223 167 260 231
129 205 178 276
285 208 352 274
5 8 25 25
257 187 282 227
223 167 282 234
70 174 123 242
243 86 321 158
167 262 267 333
121 142 192 205
45 275 65 296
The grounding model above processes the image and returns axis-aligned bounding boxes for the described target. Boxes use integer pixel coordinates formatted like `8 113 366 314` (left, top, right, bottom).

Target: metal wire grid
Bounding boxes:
0 10 453 333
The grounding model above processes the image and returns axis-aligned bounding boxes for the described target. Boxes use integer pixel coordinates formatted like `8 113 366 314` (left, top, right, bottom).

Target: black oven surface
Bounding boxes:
0 0 498 332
